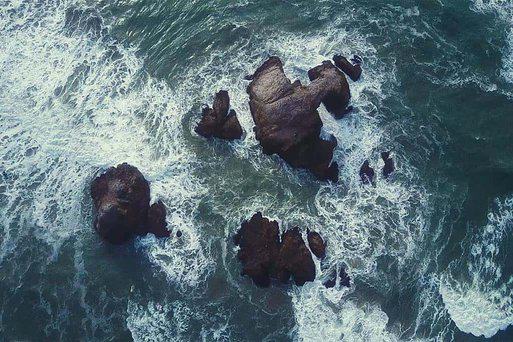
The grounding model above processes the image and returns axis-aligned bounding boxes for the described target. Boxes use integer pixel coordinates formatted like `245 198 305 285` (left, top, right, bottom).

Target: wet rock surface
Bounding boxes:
307 229 326 259
333 54 362 82
246 57 343 182
91 163 169 244
195 90 243 140
381 151 395 178
233 212 320 287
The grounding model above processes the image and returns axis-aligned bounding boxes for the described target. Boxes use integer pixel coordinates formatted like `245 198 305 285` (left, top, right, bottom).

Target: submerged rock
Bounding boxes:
359 160 375 185
381 151 395 178
90 163 169 244
233 212 318 287
333 54 362 82
323 266 351 289
307 229 326 259
195 90 243 140
247 57 343 182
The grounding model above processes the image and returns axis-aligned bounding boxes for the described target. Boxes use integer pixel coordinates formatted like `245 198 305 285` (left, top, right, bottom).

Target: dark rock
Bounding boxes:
359 160 375 185
234 213 318 287
247 57 342 182
195 90 243 140
333 54 362 82
91 163 169 244
233 212 281 287
323 266 351 289
176 230 182 238
307 229 326 259
147 200 169 238
381 151 395 178
307 60 351 118
276 228 316 286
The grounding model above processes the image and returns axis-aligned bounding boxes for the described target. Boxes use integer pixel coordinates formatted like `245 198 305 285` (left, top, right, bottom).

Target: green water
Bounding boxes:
1 0 513 340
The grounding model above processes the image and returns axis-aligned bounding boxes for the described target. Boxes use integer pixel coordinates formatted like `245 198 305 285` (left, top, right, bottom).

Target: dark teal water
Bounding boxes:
1 0 513 340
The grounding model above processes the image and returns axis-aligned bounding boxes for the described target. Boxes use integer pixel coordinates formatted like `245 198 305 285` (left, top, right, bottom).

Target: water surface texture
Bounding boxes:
1 0 513 340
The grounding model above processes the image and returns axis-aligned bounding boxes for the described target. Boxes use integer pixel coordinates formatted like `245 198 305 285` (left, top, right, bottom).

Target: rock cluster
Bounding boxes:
91 163 169 244
233 212 325 287
246 57 351 182
195 90 243 140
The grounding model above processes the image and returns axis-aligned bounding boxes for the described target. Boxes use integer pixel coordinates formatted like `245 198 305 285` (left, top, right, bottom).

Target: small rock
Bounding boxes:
359 160 375 185
307 229 326 259
333 54 362 82
381 151 395 178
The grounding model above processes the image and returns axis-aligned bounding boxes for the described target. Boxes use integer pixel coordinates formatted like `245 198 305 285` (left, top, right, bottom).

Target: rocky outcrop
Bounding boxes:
91 163 169 244
307 229 326 259
195 90 243 140
246 57 345 182
333 55 362 82
381 151 395 178
359 160 375 184
233 212 319 287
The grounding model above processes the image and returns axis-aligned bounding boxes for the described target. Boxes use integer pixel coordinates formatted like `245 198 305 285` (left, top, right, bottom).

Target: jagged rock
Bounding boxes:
276 228 316 286
233 212 281 287
307 229 326 259
308 60 351 118
333 54 362 82
233 212 318 287
381 151 395 178
359 160 375 184
247 57 343 182
195 90 243 140
147 200 169 238
90 163 169 244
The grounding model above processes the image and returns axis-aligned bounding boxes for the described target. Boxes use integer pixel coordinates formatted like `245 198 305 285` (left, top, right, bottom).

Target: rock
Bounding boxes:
307 60 351 118
247 57 341 182
333 54 362 82
307 229 326 259
359 160 375 184
234 213 318 287
147 200 169 238
276 228 316 286
176 230 182 238
195 90 243 140
233 212 281 287
381 151 395 178
90 163 169 244
323 266 351 289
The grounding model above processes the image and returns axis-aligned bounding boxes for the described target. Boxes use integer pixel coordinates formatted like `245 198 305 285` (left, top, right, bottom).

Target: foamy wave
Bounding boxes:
440 196 513 338
0 0 210 287
291 283 398 342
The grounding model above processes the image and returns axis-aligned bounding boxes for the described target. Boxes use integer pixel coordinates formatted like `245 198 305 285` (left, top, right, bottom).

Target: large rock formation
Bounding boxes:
233 212 319 287
246 57 351 182
91 163 169 244
195 90 243 140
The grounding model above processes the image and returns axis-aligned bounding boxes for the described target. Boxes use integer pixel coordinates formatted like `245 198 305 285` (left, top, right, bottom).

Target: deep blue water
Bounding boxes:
1 0 513 340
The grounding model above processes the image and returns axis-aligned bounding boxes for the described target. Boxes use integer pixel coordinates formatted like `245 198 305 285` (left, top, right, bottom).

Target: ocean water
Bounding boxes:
0 0 513 341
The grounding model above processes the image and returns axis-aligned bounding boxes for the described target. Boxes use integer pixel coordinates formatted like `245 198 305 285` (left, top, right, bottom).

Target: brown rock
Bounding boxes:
247 57 342 182
91 163 169 244
307 229 326 259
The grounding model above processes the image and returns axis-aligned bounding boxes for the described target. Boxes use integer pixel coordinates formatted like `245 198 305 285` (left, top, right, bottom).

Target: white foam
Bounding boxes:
440 196 513 338
0 0 211 287
291 283 399 342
